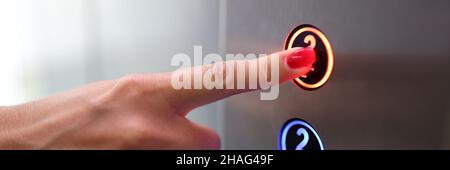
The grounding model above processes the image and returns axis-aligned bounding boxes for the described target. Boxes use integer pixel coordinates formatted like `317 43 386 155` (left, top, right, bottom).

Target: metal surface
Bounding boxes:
222 0 450 149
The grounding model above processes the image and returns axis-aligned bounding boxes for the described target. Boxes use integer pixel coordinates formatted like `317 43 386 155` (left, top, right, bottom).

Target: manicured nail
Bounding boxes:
286 47 316 69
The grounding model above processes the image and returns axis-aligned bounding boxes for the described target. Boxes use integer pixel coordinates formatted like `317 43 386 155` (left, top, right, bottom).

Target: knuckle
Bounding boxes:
119 74 143 87
115 74 145 94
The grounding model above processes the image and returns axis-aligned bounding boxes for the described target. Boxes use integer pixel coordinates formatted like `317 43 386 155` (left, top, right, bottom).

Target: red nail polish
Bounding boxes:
286 47 316 69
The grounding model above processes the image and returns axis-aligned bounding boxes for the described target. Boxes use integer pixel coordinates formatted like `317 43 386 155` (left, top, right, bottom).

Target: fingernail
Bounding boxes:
286 47 316 69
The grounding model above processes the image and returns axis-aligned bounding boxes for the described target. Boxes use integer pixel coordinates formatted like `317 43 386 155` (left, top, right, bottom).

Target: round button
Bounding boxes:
284 24 334 90
279 118 324 150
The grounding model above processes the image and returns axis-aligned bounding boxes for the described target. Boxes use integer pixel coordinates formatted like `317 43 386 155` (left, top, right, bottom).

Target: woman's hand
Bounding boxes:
0 48 315 149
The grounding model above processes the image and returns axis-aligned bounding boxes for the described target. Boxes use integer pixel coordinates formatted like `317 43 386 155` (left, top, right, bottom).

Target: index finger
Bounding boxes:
163 47 316 115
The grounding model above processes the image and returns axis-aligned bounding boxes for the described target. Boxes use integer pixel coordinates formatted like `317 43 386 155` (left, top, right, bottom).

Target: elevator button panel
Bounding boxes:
284 24 334 90
279 118 324 150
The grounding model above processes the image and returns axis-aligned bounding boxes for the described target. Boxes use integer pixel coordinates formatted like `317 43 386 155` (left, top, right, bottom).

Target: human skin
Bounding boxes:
0 47 315 149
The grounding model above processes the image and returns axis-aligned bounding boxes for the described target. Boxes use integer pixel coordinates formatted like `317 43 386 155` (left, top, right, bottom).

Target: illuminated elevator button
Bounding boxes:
279 118 324 150
284 24 334 90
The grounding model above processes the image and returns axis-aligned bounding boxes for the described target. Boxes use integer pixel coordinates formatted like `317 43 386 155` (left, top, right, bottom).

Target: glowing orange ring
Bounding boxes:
285 25 334 90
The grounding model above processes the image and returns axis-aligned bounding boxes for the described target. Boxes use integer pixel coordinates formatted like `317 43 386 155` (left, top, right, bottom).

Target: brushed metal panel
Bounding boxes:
223 0 450 149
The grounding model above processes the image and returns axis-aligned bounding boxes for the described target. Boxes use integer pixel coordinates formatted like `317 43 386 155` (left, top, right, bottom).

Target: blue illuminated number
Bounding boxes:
279 119 324 150
295 128 309 150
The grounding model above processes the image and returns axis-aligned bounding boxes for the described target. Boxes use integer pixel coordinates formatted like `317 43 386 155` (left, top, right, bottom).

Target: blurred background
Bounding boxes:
0 0 222 138
0 0 449 149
